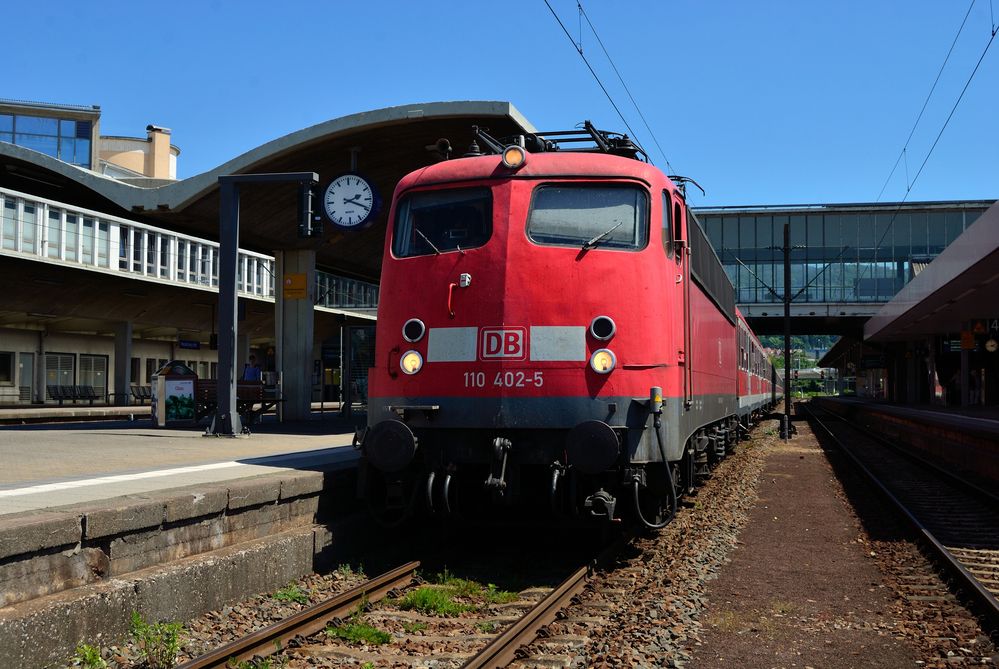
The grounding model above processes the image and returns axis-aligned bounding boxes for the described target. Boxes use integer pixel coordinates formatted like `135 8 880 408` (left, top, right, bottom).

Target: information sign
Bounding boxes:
283 273 307 300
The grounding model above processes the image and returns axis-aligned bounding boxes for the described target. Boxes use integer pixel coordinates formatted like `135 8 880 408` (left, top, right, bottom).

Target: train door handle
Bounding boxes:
447 282 457 318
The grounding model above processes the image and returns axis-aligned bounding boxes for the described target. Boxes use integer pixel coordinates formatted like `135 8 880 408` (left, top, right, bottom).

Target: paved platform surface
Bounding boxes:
691 414 920 668
0 413 361 516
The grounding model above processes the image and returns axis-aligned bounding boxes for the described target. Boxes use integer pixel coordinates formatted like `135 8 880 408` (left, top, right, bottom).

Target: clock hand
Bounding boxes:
343 197 371 211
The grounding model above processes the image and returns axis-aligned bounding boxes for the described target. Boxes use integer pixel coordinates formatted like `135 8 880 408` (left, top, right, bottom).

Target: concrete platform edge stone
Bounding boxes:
0 527 318 669
0 468 356 608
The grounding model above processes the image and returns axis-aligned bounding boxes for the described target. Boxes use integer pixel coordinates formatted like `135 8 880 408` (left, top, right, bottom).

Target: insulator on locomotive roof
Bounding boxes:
463 139 484 158
606 134 640 160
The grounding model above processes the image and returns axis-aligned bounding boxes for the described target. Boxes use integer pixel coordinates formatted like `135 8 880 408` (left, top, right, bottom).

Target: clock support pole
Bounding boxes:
207 172 319 437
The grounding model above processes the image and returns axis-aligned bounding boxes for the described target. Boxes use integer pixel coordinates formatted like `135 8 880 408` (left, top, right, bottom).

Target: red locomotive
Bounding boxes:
358 124 782 526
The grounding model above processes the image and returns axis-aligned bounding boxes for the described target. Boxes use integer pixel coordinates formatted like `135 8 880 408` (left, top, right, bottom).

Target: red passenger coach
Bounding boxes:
358 125 779 527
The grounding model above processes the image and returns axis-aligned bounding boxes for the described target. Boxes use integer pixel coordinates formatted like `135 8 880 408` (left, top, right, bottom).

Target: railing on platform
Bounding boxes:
0 186 379 309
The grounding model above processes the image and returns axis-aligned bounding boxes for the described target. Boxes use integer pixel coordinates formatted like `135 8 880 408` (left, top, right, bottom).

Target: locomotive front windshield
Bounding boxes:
527 184 649 250
393 188 492 258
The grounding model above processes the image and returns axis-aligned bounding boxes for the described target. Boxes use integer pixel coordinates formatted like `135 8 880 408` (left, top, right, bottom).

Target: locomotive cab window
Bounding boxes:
661 191 672 258
392 187 492 258
527 184 648 251
673 199 684 248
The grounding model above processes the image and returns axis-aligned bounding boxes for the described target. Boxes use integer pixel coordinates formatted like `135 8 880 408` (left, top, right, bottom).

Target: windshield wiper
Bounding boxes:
415 228 441 255
581 220 624 251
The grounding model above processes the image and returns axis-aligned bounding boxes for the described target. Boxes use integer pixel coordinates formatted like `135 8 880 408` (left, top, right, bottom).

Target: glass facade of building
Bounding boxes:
695 202 991 306
0 101 96 168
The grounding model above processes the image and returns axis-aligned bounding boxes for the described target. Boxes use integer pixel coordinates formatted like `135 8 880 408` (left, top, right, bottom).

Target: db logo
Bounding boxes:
480 327 526 360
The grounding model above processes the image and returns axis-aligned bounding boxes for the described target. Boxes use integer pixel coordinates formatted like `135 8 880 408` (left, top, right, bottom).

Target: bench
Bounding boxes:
130 385 152 404
195 380 285 426
46 385 99 406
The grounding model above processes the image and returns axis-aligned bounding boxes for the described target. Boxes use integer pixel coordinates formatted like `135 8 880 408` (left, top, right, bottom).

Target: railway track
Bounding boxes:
175 562 420 668
177 536 629 668
804 403 999 629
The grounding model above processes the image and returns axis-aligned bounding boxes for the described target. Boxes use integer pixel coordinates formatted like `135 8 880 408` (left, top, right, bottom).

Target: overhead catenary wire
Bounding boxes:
575 1 675 175
542 0 652 165
875 0 977 203
859 13 997 283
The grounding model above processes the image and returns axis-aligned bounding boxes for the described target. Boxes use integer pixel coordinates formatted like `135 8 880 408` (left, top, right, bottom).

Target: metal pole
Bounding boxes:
206 172 318 437
212 178 242 436
781 220 793 439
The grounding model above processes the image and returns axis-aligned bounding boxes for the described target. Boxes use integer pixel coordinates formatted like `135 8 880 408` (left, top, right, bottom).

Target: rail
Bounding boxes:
175 561 419 669
463 533 631 668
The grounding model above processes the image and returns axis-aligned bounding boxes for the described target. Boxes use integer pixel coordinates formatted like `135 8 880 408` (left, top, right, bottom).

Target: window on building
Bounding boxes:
22 203 37 253
0 113 12 143
45 353 75 396
0 114 92 167
130 357 140 384
2 199 16 251
47 209 61 258
0 351 13 384
65 214 79 261
81 216 95 265
79 354 108 398
159 235 169 277
96 221 109 267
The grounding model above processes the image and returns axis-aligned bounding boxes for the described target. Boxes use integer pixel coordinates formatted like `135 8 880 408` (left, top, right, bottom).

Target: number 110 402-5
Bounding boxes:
464 371 544 388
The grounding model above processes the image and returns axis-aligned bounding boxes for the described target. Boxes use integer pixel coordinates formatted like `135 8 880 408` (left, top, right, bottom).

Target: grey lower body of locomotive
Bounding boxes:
364 393 737 470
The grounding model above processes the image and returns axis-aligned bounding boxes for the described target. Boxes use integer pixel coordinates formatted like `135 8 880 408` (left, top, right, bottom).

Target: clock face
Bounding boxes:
323 174 376 229
987 338 998 353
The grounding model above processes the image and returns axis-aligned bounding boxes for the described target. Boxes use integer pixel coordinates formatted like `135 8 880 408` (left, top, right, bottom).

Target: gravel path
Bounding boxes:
690 415 921 668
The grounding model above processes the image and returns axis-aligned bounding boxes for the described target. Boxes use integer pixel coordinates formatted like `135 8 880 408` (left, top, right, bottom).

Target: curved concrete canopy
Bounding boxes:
1 101 536 279
3 101 534 210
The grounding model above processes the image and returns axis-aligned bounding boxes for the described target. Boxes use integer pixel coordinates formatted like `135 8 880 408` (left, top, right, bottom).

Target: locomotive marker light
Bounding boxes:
590 348 617 374
400 350 424 375
402 318 426 343
501 144 527 169
589 315 616 341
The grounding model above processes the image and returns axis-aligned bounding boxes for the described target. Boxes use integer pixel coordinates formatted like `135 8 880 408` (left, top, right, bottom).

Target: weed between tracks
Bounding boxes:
326 619 392 645
129 612 183 669
271 582 310 604
394 570 518 617
70 643 107 669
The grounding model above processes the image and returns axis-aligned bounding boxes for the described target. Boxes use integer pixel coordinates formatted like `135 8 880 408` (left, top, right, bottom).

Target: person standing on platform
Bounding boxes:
242 354 262 382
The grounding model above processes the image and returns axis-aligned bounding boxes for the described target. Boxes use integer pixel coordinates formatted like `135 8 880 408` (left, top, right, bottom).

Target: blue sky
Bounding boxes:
7 1 997 207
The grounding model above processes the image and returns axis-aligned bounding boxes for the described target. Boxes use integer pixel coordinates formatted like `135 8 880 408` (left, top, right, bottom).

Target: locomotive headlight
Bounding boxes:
501 145 527 169
400 350 424 375
589 348 617 374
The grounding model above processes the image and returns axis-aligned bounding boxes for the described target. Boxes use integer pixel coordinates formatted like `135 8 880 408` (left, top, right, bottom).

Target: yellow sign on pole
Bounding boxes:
283 273 307 300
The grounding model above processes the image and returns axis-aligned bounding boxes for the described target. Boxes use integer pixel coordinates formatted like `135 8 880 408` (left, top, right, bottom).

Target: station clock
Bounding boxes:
322 173 380 230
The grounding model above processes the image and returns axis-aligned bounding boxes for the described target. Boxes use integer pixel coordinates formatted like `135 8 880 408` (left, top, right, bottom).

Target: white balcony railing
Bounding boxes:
0 186 378 309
